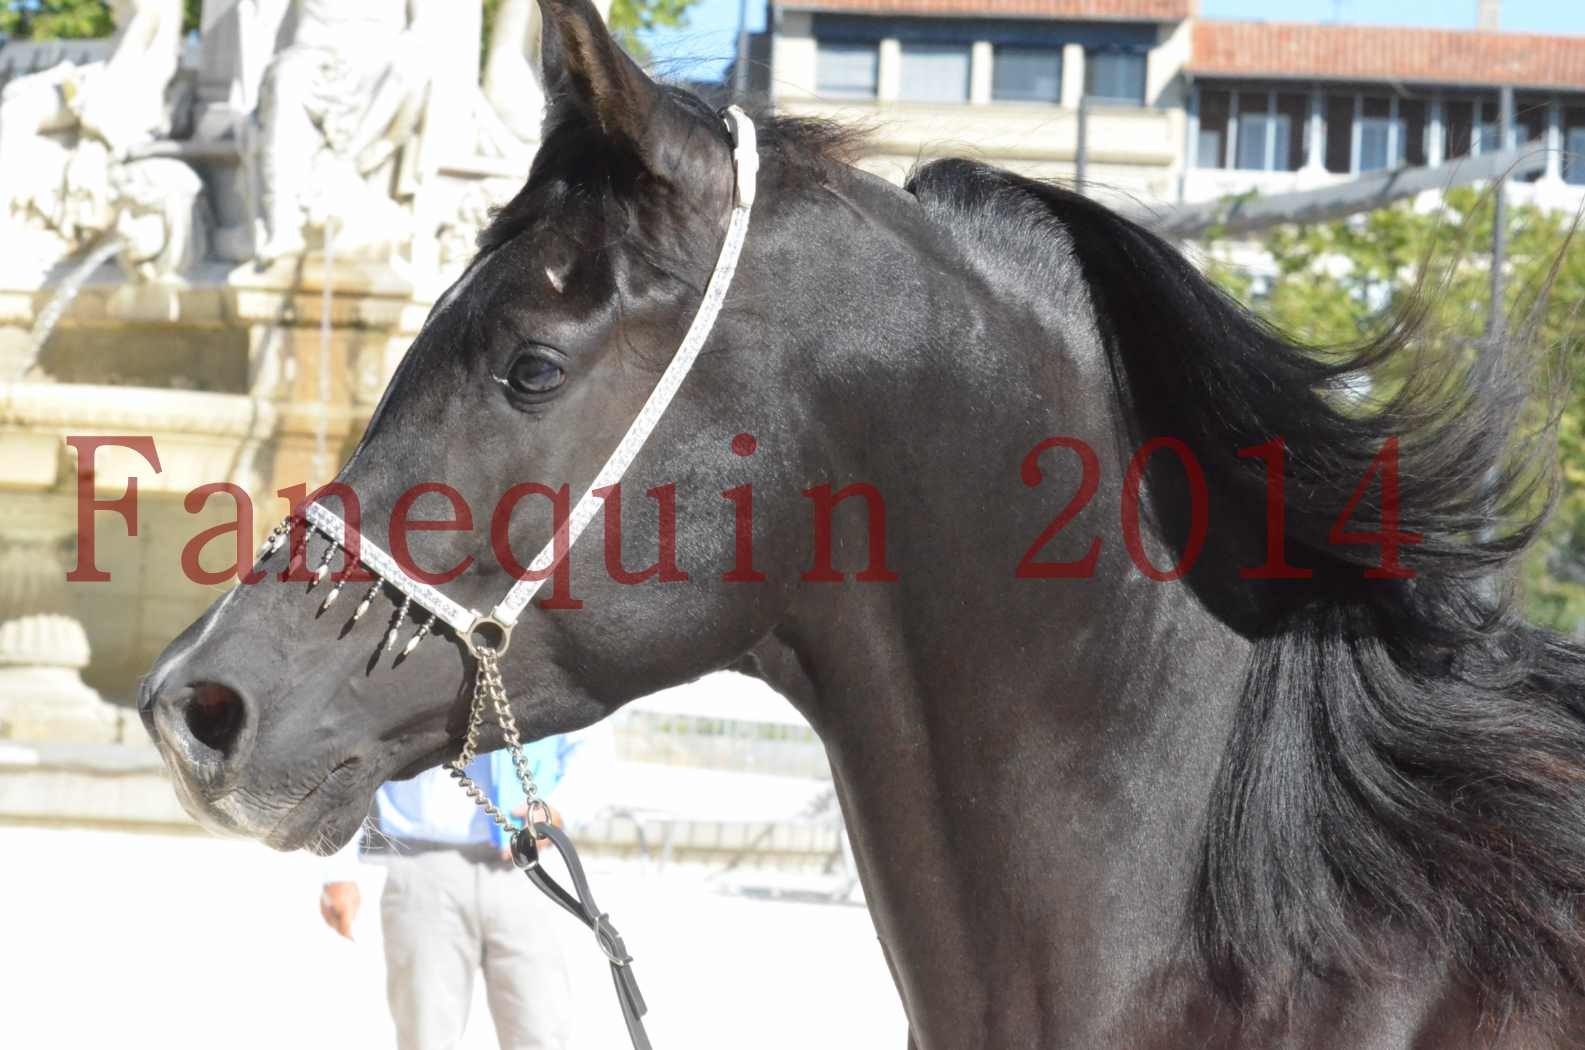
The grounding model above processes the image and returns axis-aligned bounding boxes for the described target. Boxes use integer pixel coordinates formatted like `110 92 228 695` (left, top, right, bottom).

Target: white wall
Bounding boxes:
770 9 818 100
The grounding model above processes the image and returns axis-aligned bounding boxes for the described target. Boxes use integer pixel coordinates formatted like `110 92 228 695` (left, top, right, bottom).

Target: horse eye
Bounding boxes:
503 354 565 397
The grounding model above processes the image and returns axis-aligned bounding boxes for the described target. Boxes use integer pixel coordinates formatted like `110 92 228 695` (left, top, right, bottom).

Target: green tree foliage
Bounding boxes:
1208 187 1585 632
0 0 202 37
0 0 115 39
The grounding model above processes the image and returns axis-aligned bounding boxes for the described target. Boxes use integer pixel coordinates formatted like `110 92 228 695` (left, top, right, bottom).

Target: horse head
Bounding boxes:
140 0 846 852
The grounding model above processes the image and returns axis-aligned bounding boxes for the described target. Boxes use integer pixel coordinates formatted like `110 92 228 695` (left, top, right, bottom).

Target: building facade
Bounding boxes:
762 0 1585 212
769 0 1193 200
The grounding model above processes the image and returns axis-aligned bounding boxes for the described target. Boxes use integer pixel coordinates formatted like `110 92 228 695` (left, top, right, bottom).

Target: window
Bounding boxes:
1477 120 1502 153
899 43 970 103
1238 113 1292 171
993 46 1061 104
1221 90 1305 172
816 41 877 99
1477 99 1503 153
1567 124 1585 186
1357 118 1404 171
1197 128 1224 168
1462 96 1536 158
1515 96 1548 147
1356 97 1403 173
1085 50 1145 105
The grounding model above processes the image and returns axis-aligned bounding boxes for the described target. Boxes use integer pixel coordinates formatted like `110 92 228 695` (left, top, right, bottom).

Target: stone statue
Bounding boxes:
427 0 610 266
251 0 450 263
479 0 611 154
481 0 548 149
0 0 185 278
0 0 183 175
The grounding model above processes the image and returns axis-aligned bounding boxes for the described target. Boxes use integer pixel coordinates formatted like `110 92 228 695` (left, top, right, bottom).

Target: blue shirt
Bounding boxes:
372 737 572 849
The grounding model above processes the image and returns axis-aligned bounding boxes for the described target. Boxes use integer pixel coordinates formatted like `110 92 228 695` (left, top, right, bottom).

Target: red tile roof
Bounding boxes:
780 0 1193 21
1189 21 1585 90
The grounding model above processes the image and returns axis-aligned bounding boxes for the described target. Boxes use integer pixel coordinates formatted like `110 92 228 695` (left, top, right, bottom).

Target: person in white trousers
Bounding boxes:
321 741 574 1050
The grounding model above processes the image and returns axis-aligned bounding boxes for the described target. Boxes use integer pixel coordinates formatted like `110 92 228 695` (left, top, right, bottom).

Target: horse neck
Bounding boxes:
739 288 1257 1042
752 533 1252 1041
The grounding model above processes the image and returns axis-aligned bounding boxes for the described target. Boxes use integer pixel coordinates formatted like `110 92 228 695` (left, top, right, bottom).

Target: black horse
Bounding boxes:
142 1 1585 1045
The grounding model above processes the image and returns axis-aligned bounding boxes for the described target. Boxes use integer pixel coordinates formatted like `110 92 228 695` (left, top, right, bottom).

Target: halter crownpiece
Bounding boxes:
254 107 759 1050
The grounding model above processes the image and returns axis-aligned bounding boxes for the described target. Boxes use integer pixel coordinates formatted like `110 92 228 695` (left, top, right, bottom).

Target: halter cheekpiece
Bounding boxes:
254 106 760 1050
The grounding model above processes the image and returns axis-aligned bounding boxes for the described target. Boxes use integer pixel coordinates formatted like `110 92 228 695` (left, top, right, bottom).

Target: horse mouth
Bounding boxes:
261 737 460 852
262 756 369 854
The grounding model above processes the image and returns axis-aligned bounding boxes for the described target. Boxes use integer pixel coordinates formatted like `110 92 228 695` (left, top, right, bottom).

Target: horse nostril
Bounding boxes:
150 679 257 799
184 683 249 757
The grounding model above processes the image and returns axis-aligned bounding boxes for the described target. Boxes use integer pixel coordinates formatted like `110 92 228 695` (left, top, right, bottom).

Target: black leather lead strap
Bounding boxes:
512 823 651 1050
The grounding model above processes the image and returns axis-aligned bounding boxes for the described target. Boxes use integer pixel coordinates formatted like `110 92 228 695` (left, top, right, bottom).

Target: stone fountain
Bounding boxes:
0 0 575 757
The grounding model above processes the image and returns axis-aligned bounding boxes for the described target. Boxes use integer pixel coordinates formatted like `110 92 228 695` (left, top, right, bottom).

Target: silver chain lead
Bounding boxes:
254 520 541 842
259 519 543 838
449 647 545 837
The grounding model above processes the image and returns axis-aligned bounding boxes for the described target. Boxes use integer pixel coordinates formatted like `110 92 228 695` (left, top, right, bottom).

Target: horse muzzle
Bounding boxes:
139 671 273 835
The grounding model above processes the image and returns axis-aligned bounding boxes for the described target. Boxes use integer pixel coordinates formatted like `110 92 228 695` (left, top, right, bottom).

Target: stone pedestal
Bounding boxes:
0 530 124 743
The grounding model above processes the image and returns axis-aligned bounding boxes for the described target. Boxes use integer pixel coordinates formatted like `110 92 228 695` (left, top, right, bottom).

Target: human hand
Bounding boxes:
319 881 361 940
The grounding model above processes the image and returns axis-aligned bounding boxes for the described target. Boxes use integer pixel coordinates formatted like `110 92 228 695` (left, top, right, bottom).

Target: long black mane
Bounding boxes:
906 158 1585 1017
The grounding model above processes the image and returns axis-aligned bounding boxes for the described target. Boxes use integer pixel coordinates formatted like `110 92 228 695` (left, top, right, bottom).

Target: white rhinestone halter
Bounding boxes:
257 106 759 664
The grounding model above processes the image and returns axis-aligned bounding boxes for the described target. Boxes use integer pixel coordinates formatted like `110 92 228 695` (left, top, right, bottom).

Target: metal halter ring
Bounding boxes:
592 913 632 966
510 826 540 870
525 798 552 829
464 615 513 658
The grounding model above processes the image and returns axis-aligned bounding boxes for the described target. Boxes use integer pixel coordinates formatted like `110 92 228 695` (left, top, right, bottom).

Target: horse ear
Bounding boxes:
537 0 663 158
